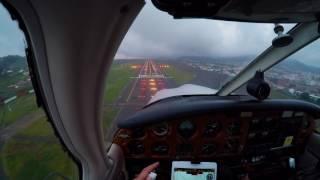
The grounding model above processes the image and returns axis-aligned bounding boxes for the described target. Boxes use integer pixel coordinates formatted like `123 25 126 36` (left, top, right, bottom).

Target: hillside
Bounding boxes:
0 55 30 99
180 55 320 73
179 55 251 66
276 59 320 74
0 55 27 73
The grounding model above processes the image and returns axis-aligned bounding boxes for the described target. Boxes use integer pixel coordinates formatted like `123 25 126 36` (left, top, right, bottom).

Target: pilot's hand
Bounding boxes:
134 162 159 180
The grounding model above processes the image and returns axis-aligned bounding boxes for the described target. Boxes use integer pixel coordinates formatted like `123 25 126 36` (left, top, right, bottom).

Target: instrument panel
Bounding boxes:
112 98 320 179
113 110 314 160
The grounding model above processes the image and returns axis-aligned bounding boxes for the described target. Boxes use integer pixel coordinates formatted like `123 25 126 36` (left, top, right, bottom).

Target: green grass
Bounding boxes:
103 63 136 133
0 94 38 127
1 118 78 180
18 118 53 137
0 62 137 179
269 89 292 99
162 66 194 85
104 63 136 103
102 107 119 133
0 62 137 180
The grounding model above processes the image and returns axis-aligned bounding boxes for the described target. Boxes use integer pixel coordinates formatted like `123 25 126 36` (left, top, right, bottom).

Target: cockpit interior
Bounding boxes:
2 0 320 180
113 96 320 180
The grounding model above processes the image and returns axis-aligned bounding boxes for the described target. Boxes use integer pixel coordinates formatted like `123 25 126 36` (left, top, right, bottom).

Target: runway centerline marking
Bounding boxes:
126 60 148 102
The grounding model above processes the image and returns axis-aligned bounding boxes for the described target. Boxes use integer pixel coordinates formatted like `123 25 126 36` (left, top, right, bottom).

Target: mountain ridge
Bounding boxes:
2 55 320 74
0 55 27 73
179 55 320 73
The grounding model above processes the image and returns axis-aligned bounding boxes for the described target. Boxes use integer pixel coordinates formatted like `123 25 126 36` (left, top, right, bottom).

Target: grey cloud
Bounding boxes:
118 3 283 57
290 40 320 66
117 3 320 67
0 2 318 67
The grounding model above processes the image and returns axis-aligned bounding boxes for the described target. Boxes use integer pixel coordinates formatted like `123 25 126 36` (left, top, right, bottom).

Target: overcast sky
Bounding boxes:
0 2 319 67
117 2 320 67
0 5 25 57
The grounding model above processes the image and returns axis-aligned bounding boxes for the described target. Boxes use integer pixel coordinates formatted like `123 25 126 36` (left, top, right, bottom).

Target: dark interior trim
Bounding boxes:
118 97 320 128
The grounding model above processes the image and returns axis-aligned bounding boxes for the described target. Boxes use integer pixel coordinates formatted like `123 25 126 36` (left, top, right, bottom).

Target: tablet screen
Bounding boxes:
173 168 216 180
171 161 217 180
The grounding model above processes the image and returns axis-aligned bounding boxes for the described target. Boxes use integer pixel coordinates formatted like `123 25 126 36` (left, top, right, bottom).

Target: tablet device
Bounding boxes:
171 161 217 180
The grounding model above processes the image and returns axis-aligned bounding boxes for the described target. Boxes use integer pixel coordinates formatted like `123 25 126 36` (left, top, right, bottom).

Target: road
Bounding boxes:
106 60 176 140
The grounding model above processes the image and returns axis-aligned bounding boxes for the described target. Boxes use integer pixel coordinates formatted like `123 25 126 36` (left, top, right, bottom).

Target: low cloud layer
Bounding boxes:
0 3 318 67
117 3 319 67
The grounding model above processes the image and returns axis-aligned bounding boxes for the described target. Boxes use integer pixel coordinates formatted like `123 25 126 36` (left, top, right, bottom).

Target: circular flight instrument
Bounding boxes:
202 143 216 155
131 127 145 139
204 121 220 136
178 120 196 139
152 122 169 136
128 141 144 155
152 142 169 155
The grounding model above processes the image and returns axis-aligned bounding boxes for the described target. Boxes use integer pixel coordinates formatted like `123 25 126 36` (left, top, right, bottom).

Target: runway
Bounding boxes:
117 60 175 119
106 59 175 139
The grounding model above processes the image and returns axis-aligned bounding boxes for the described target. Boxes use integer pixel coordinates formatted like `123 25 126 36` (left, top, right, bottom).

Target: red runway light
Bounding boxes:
150 87 158 91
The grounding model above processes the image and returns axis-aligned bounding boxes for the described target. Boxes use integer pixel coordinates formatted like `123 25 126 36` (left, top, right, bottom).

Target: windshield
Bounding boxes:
103 3 300 138
265 39 320 132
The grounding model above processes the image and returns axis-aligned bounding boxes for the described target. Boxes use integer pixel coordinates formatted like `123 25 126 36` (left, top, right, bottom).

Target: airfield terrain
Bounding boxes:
0 58 318 179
